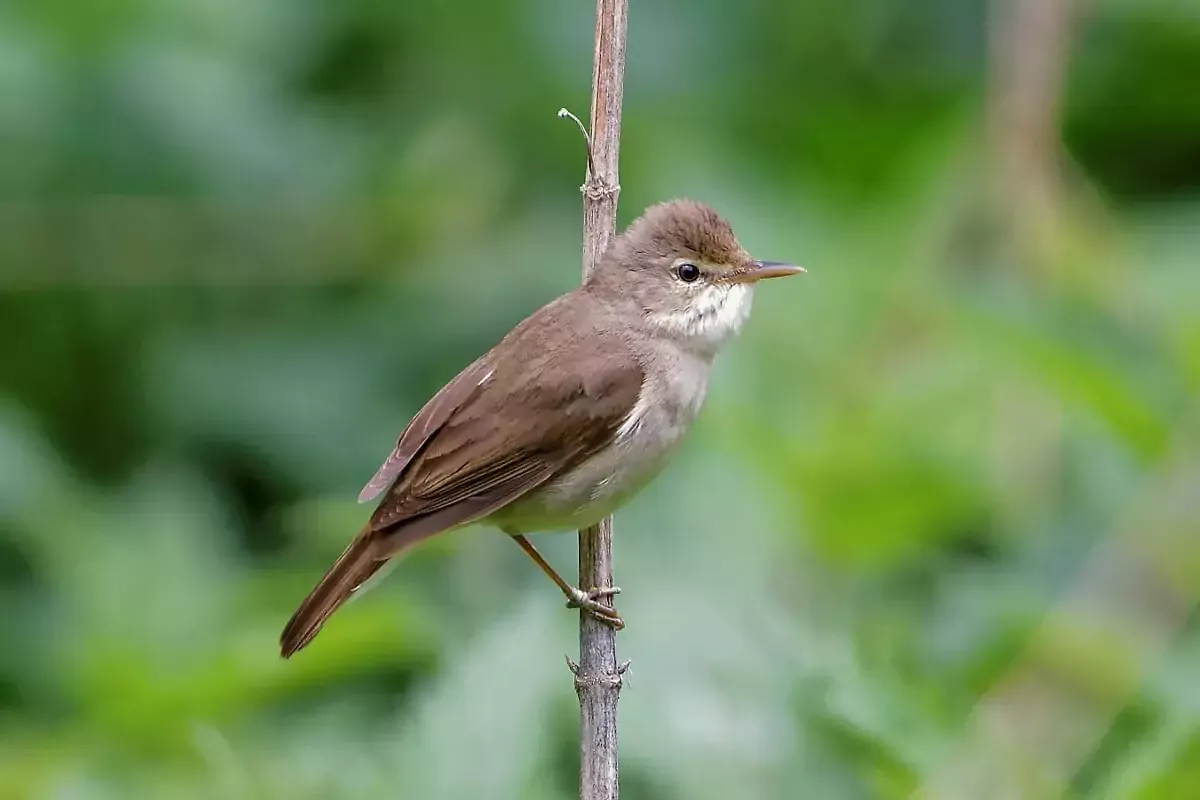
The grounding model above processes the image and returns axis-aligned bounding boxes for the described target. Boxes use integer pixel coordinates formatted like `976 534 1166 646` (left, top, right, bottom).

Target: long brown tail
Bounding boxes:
280 528 385 658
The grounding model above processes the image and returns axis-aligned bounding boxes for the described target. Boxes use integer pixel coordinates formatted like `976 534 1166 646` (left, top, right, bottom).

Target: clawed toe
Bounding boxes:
565 586 625 630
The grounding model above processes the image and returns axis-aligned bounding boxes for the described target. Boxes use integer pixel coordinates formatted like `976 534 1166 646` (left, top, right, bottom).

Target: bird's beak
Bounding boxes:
725 260 806 284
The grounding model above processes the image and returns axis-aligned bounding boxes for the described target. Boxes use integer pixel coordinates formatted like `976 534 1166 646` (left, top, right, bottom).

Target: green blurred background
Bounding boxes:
1 0 1199 797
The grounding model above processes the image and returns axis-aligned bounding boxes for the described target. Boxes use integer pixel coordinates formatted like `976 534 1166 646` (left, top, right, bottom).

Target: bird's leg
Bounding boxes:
508 532 624 630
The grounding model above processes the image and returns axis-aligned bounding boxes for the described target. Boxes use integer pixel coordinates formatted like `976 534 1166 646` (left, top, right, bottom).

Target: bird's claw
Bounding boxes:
565 586 625 630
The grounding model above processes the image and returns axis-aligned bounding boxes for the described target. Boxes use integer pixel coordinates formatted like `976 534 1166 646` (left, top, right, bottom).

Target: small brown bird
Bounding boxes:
280 199 803 657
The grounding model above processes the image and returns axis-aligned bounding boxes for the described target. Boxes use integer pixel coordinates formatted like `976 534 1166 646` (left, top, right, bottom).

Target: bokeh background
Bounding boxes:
2 0 1199 797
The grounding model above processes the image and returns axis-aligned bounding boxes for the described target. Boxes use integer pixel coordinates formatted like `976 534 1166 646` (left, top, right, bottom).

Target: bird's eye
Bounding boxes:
676 263 701 283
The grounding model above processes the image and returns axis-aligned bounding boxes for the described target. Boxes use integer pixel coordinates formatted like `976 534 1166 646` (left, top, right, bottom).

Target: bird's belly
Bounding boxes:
489 407 691 533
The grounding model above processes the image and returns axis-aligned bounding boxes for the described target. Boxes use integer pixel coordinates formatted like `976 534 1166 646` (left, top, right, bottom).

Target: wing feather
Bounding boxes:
366 350 643 550
357 354 494 503
283 295 647 656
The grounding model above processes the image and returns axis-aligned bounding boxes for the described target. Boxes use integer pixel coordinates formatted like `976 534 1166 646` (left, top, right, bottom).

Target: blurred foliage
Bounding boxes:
1 0 1199 798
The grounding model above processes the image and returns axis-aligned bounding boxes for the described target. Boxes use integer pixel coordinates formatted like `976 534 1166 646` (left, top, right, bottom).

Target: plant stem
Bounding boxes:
573 1 628 799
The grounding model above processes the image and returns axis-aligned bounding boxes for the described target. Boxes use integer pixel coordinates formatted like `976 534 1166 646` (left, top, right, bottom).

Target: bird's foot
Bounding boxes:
565 586 625 630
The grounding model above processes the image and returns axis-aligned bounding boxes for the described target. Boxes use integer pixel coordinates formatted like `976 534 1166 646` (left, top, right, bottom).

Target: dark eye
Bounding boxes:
676 263 701 283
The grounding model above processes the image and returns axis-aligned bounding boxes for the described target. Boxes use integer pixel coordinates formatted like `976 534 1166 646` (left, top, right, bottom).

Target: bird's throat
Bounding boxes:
645 283 754 354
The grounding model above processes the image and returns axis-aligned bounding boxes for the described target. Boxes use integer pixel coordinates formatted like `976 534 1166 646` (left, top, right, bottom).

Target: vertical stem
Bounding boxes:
575 2 628 799
987 0 1080 259
576 518 621 800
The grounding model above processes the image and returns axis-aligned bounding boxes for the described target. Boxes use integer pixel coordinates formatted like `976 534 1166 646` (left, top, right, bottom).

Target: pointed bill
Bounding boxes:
723 260 806 284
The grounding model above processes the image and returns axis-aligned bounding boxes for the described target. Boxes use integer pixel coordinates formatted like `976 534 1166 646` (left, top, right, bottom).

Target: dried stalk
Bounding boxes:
987 0 1080 256
565 1 629 799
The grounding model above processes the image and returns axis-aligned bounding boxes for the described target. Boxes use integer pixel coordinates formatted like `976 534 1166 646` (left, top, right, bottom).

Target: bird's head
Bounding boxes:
589 199 803 354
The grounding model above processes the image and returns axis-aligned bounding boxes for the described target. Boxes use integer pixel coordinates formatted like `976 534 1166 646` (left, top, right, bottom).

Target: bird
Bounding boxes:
280 199 803 657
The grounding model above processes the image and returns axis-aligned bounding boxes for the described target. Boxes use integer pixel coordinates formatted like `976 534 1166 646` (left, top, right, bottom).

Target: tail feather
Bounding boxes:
280 529 384 658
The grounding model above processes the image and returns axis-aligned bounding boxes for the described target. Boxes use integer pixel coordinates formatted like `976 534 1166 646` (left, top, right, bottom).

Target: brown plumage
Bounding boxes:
278 530 381 656
280 294 644 657
280 199 802 657
608 199 750 269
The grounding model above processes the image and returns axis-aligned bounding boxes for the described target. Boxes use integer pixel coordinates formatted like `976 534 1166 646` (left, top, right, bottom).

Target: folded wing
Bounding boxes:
281 316 642 657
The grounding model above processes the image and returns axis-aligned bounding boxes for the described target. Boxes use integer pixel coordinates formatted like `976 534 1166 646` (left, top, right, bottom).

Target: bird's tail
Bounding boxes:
280 527 385 658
